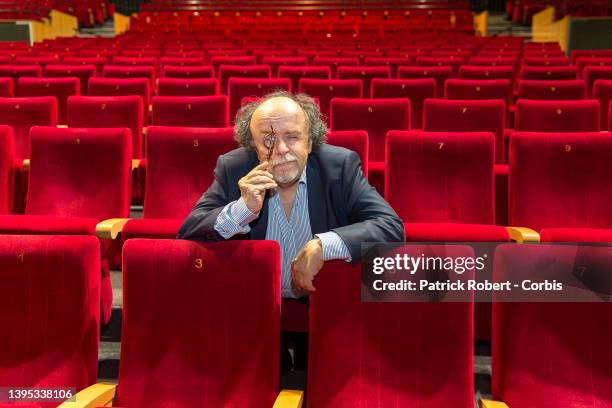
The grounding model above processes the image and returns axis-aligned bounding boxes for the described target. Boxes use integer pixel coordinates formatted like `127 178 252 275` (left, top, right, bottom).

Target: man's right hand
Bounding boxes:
238 161 277 214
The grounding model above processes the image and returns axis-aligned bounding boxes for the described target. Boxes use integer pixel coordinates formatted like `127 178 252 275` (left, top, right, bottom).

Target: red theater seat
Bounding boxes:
17 77 80 124
62 57 106 75
151 95 229 127
386 131 509 241
262 56 308 76
218 64 271 94
416 56 465 76
517 79 587 100
363 57 412 77
87 77 150 121
66 238 289 407
398 66 452 98
227 77 290 121
575 57 612 78
103 65 155 89
298 78 362 119
0 126 14 214
0 65 42 91
162 65 215 78
583 66 612 97
157 77 219 96
326 130 369 177
122 127 236 240
519 65 577 80
510 132 612 241
278 66 331 92
337 66 391 97
445 79 512 107
370 78 436 129
308 258 474 407
593 79 612 130
522 57 571 67
514 99 600 132
210 55 256 76
459 65 515 88
45 64 96 95
313 56 359 77
159 56 206 67
67 95 144 159
0 77 14 97
0 127 132 326
0 235 101 405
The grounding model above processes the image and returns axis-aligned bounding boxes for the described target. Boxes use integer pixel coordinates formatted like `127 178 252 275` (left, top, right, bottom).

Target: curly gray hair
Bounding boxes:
233 90 328 149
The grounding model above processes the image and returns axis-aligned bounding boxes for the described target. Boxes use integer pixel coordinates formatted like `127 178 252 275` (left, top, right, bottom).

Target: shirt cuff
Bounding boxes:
229 197 260 227
315 231 352 262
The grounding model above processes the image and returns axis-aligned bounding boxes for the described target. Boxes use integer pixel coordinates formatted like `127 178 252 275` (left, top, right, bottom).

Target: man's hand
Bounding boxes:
238 161 277 214
291 238 324 293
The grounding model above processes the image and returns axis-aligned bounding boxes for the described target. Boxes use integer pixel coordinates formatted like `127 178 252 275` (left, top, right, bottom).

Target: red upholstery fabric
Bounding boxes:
218 64 271 94
326 130 369 177
330 98 410 164
62 57 106 75
540 227 612 242
593 79 612 130
117 239 281 408
519 65 577 80
575 57 612 78
0 126 14 214
571 49 612 64
0 96 57 160
142 126 236 219
423 99 506 164
159 56 206 67
510 132 612 231
416 56 465 76
308 258 474 407
445 79 512 107
151 95 229 127
162 65 214 78
17 77 80 124
583 66 612 97
44 64 96 95
227 77 290 121
0 77 14 97
514 99 600 132
112 56 158 67
398 66 452 97
67 95 144 159
517 79 587 100
337 66 391 97
103 65 155 89
364 57 412 77
492 244 612 407
298 78 362 119
468 57 518 68
0 215 97 235
371 78 436 129
386 131 498 227
312 56 359 77
459 65 515 89
262 56 307 76
404 222 509 241
210 55 256 75
0 235 100 407
522 57 571 66
121 218 183 240
157 77 219 96
278 66 330 93
15 56 59 67
87 77 151 118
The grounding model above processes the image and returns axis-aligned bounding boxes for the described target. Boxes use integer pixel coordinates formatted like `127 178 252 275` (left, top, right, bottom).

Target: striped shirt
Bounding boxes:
214 169 351 298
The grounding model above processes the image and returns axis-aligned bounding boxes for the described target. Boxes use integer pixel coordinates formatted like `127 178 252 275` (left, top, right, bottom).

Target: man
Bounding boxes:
178 91 404 297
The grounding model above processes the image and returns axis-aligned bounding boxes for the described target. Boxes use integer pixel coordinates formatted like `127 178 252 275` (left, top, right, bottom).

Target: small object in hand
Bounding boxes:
263 125 276 165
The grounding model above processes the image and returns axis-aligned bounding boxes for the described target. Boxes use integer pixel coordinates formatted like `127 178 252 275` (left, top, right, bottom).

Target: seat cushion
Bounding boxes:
0 215 98 235
122 218 183 240
404 222 510 242
540 228 612 243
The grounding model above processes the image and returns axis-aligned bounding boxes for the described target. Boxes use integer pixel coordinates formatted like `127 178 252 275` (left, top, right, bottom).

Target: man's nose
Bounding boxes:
274 138 290 155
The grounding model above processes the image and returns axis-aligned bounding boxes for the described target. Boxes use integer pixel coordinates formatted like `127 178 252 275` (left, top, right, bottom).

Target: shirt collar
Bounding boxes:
298 167 307 186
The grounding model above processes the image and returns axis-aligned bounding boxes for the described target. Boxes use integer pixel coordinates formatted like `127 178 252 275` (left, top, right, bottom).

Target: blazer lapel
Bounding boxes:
306 154 327 235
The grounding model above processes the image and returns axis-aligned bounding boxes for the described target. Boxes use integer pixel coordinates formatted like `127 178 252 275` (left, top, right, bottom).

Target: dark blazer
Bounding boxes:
177 143 405 262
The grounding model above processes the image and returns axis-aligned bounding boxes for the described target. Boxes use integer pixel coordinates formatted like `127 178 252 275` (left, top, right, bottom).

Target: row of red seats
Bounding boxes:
4 235 608 407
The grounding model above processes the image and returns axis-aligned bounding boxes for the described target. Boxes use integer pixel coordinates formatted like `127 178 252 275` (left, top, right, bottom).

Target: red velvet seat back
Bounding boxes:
514 99 600 132
159 57 206 67
26 126 131 219
218 64 271 94
423 98 506 164
0 77 14 97
337 66 391 97
519 65 577 80
312 56 359 77
87 77 151 111
517 79 586 100
583 66 612 97
364 57 412 77
492 244 612 408
278 66 330 93
416 56 465 76
0 96 57 160
459 65 515 88
326 130 368 177
67 95 143 159
157 77 219 96
151 95 229 127
62 57 106 75
143 126 236 219
510 132 612 231
371 78 436 129
298 78 362 119
162 65 215 78
227 77 290 121
0 126 14 214
118 239 280 408
398 66 452 97
0 66 40 85
262 56 307 76
103 65 155 89
308 258 473 408
0 234 100 403
45 64 96 94
386 131 495 224
594 79 612 130
575 57 612 78
210 55 256 76
445 79 512 107
330 98 410 163
18 77 80 124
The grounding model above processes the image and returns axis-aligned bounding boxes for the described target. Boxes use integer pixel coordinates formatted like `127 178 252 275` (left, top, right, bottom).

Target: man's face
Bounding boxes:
250 97 312 188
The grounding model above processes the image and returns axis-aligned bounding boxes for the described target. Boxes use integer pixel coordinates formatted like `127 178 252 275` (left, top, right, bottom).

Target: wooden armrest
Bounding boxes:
57 124 68 128
96 218 130 239
57 382 116 408
505 226 540 243
480 398 510 408
273 389 304 408
22 159 30 171
132 159 141 170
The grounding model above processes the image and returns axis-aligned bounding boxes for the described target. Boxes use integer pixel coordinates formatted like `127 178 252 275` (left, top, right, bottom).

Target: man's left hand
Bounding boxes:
291 238 324 293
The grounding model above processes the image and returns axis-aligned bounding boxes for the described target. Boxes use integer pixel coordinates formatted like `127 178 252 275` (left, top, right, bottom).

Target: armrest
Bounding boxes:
96 218 130 239
480 398 510 408
57 382 116 408
57 124 68 128
132 159 141 170
505 226 540 243
22 159 29 171
273 389 304 408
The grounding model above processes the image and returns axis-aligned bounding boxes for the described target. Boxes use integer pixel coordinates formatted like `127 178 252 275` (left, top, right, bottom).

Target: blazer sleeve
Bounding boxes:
176 154 230 241
331 151 405 262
